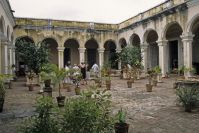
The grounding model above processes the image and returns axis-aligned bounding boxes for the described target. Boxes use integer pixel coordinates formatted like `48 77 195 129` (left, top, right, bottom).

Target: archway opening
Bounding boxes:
131 34 141 61
15 36 34 76
64 39 79 66
191 17 199 74
119 38 127 49
104 40 118 69
146 30 159 69
41 38 58 65
165 23 183 72
85 39 98 70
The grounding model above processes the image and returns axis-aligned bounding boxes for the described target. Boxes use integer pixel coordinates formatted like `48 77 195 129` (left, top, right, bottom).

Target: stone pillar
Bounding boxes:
141 44 148 72
98 48 105 68
157 40 168 77
9 46 13 74
57 47 65 68
13 46 16 66
78 48 86 63
116 49 122 70
181 32 194 78
4 41 8 74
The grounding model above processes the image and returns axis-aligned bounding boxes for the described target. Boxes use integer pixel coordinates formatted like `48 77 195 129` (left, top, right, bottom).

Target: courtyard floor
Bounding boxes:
0 76 199 133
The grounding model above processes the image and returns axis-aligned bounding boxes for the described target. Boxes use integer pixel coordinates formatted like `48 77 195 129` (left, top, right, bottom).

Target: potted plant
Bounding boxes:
114 108 129 133
0 74 12 112
126 67 134 88
71 68 82 95
101 63 112 90
27 71 34 91
146 69 154 92
176 86 199 112
153 66 162 83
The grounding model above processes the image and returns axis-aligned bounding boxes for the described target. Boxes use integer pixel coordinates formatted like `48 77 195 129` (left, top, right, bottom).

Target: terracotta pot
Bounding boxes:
56 96 65 107
106 80 111 90
0 98 5 113
114 123 129 133
28 84 34 91
146 84 153 92
127 79 134 88
75 87 81 95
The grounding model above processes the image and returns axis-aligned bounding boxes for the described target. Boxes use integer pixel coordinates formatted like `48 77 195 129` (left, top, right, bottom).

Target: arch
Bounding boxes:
15 36 35 44
162 21 183 40
130 33 141 47
144 29 159 69
0 16 5 34
119 38 127 49
41 38 58 65
187 14 199 33
7 25 10 40
64 38 80 66
104 40 118 69
189 15 199 74
85 38 99 69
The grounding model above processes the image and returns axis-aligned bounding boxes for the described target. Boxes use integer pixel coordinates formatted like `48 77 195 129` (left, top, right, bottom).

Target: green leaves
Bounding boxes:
16 41 49 74
119 47 142 68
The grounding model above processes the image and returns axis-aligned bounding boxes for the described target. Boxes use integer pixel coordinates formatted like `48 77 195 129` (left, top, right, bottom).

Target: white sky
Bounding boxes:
9 0 166 24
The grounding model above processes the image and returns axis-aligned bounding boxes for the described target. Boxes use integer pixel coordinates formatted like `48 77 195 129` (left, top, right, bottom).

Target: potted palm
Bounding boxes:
114 108 129 133
176 86 199 112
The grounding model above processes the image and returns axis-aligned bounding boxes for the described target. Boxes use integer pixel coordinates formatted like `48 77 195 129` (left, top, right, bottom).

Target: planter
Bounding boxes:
185 104 192 112
43 87 52 97
106 80 111 90
114 123 129 133
28 84 34 91
0 98 4 113
127 79 134 88
152 80 158 87
56 96 65 107
75 87 81 95
146 84 153 92
44 79 51 87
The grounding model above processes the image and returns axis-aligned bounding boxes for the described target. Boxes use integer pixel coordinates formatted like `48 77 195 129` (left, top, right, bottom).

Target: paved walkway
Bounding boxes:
0 76 199 133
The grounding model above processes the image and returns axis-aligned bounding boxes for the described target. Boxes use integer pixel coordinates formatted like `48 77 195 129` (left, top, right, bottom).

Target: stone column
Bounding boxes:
157 40 168 77
4 41 8 74
9 45 13 74
98 48 105 68
78 48 86 63
181 32 194 78
141 44 148 72
13 46 16 66
116 49 122 70
57 47 65 68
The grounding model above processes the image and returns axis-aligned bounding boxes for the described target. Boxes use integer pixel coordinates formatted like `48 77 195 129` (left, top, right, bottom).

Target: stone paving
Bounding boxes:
0 76 199 133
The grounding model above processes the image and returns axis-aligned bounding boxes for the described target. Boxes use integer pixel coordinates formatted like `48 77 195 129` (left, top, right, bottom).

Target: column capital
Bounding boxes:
78 48 86 53
157 40 168 46
181 32 194 42
57 47 65 51
98 48 105 53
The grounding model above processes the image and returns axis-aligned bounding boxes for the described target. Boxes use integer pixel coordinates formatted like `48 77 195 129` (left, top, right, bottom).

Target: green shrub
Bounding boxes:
61 90 114 133
19 97 60 133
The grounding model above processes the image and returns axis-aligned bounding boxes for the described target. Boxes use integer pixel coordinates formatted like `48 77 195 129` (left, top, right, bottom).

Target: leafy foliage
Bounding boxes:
119 47 142 68
0 74 13 99
117 108 126 123
176 85 199 111
61 89 114 133
16 40 49 74
19 97 59 133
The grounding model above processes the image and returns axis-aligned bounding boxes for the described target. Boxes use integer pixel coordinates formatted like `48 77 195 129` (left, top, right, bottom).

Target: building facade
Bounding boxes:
0 0 15 74
12 0 199 77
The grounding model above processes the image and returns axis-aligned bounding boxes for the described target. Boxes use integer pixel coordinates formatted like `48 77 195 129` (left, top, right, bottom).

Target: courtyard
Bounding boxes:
0 76 199 133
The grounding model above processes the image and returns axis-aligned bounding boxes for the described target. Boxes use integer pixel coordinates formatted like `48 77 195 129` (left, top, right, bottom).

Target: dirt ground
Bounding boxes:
0 76 199 133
